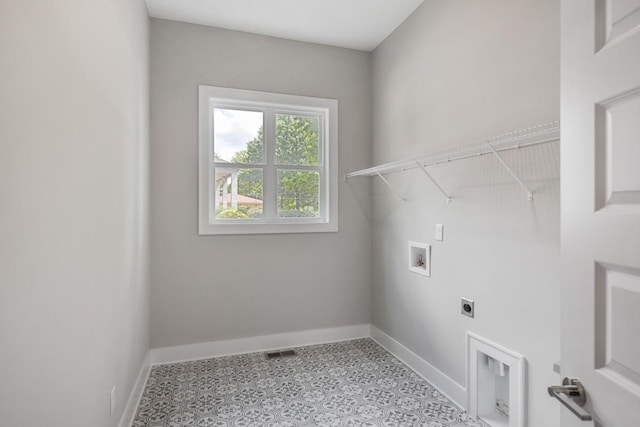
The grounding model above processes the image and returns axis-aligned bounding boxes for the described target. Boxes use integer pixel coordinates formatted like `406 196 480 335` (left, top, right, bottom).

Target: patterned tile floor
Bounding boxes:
134 339 489 427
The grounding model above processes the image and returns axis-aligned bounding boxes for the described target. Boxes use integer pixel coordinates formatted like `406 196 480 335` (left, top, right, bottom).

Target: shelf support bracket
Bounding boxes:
374 170 406 204
415 161 452 203
487 143 534 200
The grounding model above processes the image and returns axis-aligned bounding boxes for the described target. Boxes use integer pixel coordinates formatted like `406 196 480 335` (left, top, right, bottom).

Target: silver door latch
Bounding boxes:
548 378 592 421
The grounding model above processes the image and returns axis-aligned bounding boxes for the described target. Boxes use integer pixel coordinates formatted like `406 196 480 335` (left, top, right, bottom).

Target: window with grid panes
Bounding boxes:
198 85 338 235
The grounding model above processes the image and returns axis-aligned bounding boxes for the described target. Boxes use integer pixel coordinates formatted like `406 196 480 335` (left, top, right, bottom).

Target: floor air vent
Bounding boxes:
265 349 297 359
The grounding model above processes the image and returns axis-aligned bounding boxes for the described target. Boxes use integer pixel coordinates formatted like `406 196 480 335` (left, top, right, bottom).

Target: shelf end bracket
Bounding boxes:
374 170 406 204
415 161 452 203
487 143 534 201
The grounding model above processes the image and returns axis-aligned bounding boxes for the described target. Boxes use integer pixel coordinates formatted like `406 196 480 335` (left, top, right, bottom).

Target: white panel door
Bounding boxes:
560 0 640 426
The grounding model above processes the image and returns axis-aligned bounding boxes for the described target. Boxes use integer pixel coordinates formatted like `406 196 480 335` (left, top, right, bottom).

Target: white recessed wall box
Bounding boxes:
408 241 431 276
467 332 526 427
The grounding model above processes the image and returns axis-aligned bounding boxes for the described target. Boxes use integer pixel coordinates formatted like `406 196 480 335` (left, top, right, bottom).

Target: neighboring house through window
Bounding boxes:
198 85 338 235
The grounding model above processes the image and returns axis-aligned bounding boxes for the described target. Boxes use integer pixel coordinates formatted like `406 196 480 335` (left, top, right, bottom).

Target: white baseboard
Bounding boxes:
118 350 151 427
150 323 371 365
370 325 467 409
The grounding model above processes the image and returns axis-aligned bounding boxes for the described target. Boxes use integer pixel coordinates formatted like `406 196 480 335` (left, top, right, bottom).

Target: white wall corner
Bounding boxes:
370 325 467 409
150 324 371 365
118 350 152 427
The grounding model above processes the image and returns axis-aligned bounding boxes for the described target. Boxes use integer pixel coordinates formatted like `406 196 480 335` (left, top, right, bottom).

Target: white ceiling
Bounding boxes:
145 0 424 52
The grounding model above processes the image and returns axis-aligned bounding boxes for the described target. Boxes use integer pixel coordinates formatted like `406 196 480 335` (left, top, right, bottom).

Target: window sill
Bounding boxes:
198 220 338 235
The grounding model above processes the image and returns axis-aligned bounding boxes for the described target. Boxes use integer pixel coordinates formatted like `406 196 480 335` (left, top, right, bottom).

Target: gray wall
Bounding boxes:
0 0 150 426
371 1 561 426
150 19 372 348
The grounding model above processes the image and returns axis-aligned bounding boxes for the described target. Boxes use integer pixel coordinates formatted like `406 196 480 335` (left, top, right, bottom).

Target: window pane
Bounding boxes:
275 114 319 166
214 167 263 220
277 170 320 218
214 108 263 164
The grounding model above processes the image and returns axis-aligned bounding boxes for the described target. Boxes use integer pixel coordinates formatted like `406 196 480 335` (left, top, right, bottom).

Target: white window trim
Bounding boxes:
198 85 338 235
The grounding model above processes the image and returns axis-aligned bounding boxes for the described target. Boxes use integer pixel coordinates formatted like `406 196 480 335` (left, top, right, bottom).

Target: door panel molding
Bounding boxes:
596 0 640 51
594 86 640 211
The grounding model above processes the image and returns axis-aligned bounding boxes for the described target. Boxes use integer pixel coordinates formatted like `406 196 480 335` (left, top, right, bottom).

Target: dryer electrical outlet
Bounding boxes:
461 298 474 318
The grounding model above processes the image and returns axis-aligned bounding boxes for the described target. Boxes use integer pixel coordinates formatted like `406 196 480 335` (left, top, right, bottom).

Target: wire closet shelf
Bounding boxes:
344 121 560 203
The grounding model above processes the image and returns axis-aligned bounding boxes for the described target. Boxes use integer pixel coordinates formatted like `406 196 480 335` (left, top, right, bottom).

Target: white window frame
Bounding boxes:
198 85 338 235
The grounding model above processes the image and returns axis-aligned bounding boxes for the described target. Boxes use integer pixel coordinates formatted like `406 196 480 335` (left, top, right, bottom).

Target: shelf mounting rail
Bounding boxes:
345 121 560 202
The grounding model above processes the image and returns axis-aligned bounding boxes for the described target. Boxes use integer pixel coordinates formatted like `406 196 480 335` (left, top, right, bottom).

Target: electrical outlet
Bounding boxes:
461 298 474 318
110 386 116 416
